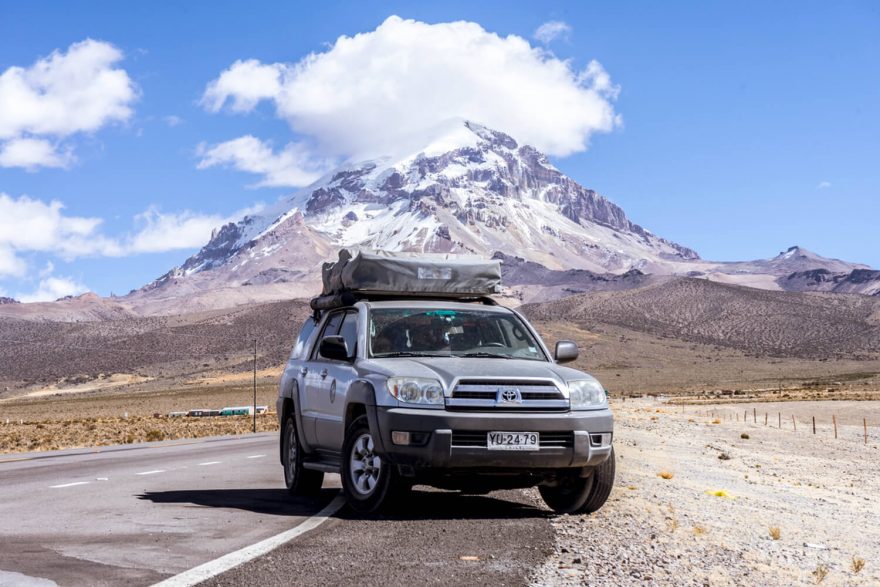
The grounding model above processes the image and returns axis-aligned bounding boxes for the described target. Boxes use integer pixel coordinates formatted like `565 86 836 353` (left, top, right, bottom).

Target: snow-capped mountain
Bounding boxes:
113 121 876 315
138 120 697 299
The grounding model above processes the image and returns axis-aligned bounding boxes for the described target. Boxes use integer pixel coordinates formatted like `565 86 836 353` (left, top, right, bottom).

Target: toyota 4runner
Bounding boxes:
277 251 614 514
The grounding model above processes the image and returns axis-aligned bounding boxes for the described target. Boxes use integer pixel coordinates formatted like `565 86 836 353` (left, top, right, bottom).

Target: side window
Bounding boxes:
338 311 359 358
290 317 317 359
311 311 344 359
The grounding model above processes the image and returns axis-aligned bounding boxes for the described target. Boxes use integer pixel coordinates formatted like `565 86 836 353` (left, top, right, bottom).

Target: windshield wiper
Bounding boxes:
458 352 514 359
374 351 449 358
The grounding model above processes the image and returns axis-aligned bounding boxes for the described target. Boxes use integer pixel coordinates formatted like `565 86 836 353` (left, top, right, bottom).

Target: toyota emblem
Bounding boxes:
498 387 522 403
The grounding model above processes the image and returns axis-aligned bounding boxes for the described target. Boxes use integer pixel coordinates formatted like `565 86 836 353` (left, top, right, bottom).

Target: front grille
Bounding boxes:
447 379 568 411
451 431 574 448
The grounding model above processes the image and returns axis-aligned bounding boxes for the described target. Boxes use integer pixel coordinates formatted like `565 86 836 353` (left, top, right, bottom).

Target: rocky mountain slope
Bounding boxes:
134 120 697 298
522 277 880 360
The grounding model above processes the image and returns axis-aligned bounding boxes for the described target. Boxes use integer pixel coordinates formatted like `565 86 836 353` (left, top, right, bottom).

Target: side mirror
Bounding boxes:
319 335 351 361
554 340 579 364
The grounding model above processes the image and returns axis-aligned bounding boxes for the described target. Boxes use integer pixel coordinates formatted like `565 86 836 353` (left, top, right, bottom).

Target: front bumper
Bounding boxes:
372 406 613 471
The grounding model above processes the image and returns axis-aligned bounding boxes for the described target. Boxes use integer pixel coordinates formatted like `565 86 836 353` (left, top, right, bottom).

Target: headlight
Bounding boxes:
386 377 445 406
568 379 607 409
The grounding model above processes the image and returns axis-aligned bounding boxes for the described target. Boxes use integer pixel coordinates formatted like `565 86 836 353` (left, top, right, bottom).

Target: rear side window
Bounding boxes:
290 317 317 360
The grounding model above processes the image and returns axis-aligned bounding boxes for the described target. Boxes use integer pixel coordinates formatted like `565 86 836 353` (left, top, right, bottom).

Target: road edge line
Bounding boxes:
151 494 345 587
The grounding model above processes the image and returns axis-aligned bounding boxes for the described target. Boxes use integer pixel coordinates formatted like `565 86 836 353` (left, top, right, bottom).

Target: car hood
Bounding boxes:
360 357 601 394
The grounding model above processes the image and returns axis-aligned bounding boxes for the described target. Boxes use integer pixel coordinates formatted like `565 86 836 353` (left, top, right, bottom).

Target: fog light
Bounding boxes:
392 431 411 446
590 433 612 447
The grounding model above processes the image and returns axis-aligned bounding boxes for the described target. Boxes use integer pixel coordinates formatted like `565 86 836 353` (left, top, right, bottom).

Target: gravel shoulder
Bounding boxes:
532 398 880 586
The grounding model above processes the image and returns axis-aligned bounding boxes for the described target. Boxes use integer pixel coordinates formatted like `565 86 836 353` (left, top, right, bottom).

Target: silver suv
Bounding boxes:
277 297 614 514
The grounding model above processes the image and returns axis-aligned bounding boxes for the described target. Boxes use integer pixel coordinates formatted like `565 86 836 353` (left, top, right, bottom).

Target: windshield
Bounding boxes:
368 307 548 361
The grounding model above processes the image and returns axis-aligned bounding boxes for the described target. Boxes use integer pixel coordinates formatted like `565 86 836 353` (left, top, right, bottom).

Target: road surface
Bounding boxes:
0 434 553 586
0 434 335 586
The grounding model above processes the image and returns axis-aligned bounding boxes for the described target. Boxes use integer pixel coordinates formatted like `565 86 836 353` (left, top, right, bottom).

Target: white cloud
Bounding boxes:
533 20 572 44
0 246 27 278
17 274 88 303
202 59 284 113
196 135 330 187
127 204 263 253
0 137 74 169
0 193 122 277
0 39 137 169
164 115 184 127
0 192 260 284
200 16 620 186
817 181 831 190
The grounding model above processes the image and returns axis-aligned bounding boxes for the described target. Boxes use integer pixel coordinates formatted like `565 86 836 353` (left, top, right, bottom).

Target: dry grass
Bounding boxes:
812 564 829 583
711 418 722 424
693 525 707 536
658 470 674 480
769 526 781 540
852 557 865 573
0 413 278 454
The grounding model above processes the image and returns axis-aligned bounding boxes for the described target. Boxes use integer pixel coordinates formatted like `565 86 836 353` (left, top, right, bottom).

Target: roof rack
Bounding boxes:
310 249 502 317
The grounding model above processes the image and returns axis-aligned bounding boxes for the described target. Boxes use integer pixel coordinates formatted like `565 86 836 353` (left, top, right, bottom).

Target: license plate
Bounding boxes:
487 431 540 451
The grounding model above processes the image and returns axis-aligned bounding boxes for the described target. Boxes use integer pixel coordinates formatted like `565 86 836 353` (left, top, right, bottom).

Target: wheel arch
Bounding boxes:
344 379 385 454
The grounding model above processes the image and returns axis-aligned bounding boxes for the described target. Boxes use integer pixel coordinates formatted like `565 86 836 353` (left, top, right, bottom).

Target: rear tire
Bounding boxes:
341 416 401 514
282 415 324 495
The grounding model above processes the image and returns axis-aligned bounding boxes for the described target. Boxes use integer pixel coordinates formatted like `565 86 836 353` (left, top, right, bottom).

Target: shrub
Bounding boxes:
812 565 828 584
658 470 674 480
851 557 865 573
769 526 781 540
145 429 165 442
741 433 750 439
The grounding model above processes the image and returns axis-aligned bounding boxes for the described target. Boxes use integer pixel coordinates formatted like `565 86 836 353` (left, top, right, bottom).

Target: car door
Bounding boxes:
301 311 344 448
314 309 360 451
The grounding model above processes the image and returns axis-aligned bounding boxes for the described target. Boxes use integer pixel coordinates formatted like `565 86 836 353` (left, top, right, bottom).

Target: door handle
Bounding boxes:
320 369 328 379
300 367 308 375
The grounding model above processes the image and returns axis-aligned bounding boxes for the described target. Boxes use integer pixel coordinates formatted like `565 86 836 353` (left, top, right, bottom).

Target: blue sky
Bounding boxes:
0 1 877 300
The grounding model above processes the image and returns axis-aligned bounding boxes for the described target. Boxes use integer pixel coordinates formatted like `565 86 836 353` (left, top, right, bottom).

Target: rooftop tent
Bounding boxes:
312 249 502 310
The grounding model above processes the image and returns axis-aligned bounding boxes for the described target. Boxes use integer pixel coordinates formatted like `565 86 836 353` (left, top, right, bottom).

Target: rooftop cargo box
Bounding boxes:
311 249 502 310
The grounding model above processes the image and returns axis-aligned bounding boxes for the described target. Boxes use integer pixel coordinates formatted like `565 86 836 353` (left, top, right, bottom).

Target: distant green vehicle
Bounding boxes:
221 406 254 416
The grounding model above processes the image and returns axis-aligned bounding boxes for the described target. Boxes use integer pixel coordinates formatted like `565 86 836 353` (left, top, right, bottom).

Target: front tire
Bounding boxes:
282 415 324 495
539 448 616 514
341 415 401 514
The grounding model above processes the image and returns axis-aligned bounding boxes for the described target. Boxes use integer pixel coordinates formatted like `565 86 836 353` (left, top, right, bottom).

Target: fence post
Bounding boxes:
753 408 757 423
866 418 869 445
833 415 837 439
812 416 816 435
778 412 781 428
792 414 797 431
764 412 768 426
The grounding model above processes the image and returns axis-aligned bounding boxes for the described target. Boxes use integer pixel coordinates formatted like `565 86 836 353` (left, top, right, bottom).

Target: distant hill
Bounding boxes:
521 277 880 360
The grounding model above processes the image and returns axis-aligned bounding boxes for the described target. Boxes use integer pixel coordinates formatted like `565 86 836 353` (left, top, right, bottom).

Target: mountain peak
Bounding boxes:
137 122 699 298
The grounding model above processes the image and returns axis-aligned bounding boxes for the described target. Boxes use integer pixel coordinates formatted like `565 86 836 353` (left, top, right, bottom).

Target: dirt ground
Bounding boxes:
533 398 880 586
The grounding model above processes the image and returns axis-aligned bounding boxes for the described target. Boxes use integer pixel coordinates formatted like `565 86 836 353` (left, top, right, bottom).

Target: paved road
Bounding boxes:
0 434 335 586
0 435 554 586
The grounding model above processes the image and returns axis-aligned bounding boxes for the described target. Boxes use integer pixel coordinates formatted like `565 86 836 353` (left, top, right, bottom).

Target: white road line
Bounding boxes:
246 455 266 459
50 481 90 488
136 470 165 476
198 461 221 466
151 494 345 587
